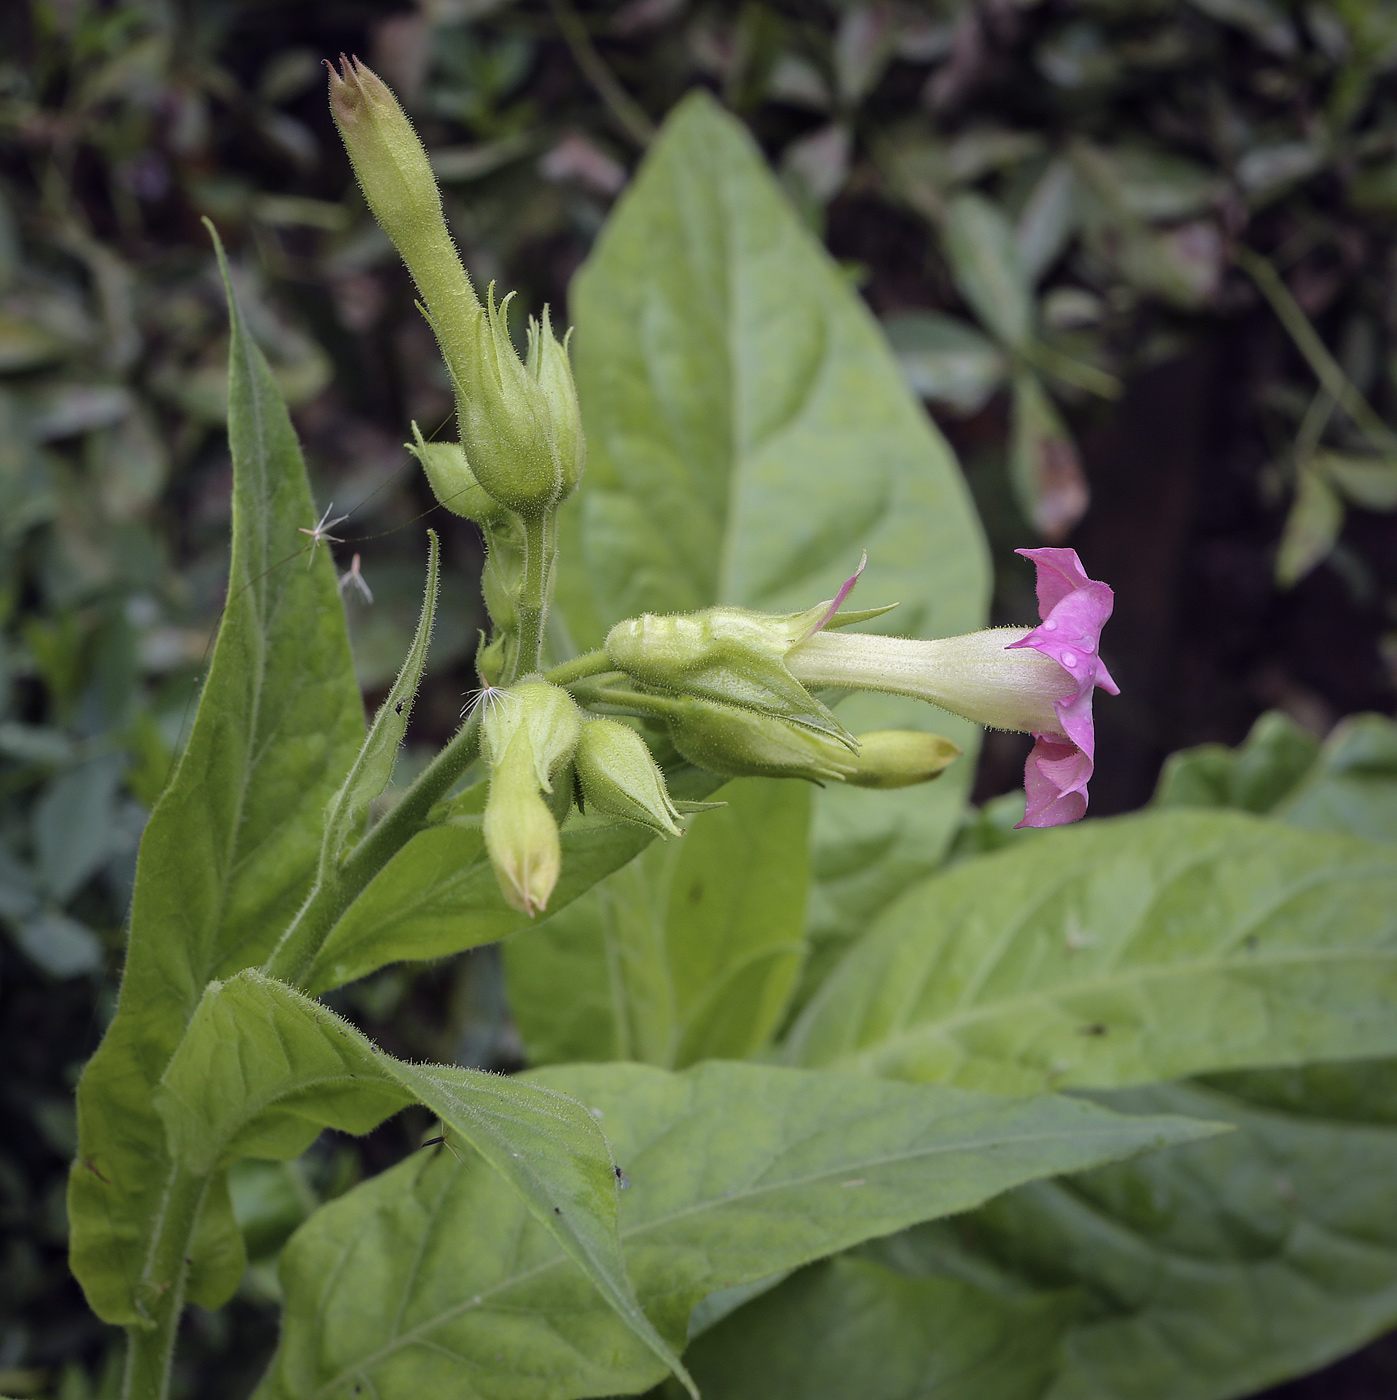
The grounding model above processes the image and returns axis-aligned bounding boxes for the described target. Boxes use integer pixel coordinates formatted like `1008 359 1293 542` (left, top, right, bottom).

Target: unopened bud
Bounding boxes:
665 697 858 783
844 730 960 788
448 288 562 516
606 609 854 745
574 718 683 837
406 424 505 524
481 679 582 790
527 308 585 499
327 58 477 361
483 742 561 916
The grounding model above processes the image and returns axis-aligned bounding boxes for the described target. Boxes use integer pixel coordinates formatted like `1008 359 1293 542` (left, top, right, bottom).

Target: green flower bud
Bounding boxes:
843 730 961 789
605 608 855 746
481 679 582 791
329 60 565 519
527 308 585 499
664 696 858 783
574 718 683 837
483 738 561 916
326 58 477 371
405 423 505 524
448 287 562 516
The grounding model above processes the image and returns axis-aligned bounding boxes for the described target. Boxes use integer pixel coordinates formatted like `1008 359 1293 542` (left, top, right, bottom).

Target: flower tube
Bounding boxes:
786 547 1116 827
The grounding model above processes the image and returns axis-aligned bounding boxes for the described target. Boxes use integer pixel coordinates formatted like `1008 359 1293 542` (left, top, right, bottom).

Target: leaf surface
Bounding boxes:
160 970 689 1391
260 1060 1214 1400
505 777 810 1067
68 240 364 1322
787 809 1397 1091
687 1255 1071 1400
320 531 439 872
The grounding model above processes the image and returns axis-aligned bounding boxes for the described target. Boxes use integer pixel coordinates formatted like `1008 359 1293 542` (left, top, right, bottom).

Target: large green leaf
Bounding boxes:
259 1060 1215 1400
68 241 364 1323
692 1070 1397 1400
160 971 691 1393
686 1255 1072 1400
786 808 1397 1092
1157 709 1397 845
731 726 1397 1400
504 777 810 1067
562 89 990 1010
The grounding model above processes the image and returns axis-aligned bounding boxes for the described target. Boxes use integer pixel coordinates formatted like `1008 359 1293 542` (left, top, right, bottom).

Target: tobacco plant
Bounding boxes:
64 61 1397 1400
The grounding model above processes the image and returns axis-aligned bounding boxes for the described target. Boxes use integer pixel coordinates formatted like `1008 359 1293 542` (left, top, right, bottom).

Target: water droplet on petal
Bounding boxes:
1043 619 1058 631
1061 653 1077 667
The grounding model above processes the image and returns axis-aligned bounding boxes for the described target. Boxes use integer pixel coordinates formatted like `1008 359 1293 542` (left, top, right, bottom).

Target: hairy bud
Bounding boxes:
605 609 854 745
527 308 586 499
481 679 582 790
406 424 505 524
483 744 562 917
843 730 961 789
574 719 683 837
664 696 858 783
449 287 562 516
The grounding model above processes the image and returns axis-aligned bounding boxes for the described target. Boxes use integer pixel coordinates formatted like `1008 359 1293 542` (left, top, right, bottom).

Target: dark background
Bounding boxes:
1 1 1395 1395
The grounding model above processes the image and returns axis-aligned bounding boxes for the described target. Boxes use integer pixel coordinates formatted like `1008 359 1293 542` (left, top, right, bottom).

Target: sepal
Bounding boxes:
574 718 684 837
663 696 859 783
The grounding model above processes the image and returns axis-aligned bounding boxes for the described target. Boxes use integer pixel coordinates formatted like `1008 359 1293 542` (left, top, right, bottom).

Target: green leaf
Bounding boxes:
942 193 1035 352
505 777 810 1067
161 970 691 1393
786 808 1397 1092
905 1072 1397 1400
300 765 723 994
719 1065 1397 1400
259 1060 1216 1400
686 1255 1074 1400
881 311 1007 417
1153 709 1321 815
320 531 439 874
1314 450 1397 510
1276 466 1344 587
1155 709 1397 845
1277 713 1397 841
562 90 989 1014
68 235 364 1324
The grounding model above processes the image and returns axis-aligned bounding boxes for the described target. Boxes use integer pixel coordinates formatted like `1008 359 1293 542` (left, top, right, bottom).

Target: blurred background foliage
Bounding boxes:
1 0 1396 1395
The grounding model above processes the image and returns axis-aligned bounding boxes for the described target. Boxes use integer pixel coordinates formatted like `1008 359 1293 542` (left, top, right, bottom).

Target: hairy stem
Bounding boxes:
544 650 616 686
262 713 483 987
122 1167 209 1400
509 512 553 682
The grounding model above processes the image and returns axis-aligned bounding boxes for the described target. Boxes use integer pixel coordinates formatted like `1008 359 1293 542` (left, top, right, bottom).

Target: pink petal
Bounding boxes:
1017 735 1091 828
1006 548 1117 829
1016 546 1094 617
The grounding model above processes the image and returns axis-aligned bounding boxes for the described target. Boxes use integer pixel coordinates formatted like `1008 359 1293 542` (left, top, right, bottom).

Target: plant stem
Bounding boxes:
544 650 615 686
122 1166 209 1400
1237 247 1397 454
509 512 552 682
547 0 655 149
262 713 483 987
567 684 680 720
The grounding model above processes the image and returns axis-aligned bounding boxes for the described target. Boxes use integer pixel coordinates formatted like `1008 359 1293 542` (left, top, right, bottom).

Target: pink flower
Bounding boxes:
1006 548 1118 827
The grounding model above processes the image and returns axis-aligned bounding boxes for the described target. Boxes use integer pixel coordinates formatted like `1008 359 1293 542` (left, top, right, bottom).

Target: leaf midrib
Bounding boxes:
304 1118 1195 1398
840 944 1397 1079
